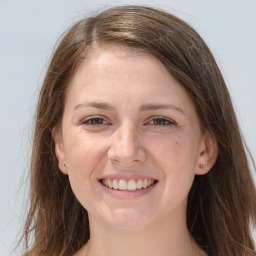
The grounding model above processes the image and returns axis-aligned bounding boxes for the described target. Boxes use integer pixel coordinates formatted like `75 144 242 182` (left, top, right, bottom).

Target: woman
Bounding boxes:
22 5 256 256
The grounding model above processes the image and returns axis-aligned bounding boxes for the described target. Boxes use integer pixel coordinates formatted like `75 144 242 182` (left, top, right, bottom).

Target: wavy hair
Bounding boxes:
22 5 256 256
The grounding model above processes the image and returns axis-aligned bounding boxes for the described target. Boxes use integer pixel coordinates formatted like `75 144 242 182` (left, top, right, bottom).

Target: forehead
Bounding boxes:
69 45 178 92
79 45 167 79
65 45 196 115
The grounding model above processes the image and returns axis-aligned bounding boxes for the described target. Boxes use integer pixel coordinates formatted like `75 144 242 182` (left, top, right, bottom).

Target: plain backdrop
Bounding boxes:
0 0 255 255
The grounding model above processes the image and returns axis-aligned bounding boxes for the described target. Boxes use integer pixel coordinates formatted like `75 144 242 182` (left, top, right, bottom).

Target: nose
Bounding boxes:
108 122 146 166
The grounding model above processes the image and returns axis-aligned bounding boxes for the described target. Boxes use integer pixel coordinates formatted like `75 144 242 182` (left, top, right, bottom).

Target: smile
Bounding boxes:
100 178 157 191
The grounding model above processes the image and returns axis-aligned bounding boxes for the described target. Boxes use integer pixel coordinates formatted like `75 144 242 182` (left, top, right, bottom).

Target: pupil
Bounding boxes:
155 119 164 125
93 118 102 124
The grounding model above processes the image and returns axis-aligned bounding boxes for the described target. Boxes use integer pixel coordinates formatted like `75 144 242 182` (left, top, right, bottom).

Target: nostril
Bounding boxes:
108 145 146 166
107 125 146 164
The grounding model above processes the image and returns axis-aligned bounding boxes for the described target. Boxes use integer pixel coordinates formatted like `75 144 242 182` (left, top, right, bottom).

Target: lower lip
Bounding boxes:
99 182 158 199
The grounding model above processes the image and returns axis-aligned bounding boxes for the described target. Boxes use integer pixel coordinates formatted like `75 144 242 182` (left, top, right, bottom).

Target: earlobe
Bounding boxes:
52 127 68 175
195 131 218 175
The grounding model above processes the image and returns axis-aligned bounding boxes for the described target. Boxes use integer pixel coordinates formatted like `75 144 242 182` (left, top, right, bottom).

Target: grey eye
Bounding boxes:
150 118 173 126
85 118 105 124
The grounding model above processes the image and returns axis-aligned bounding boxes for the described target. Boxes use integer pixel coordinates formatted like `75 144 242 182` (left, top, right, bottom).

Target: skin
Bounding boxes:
54 45 217 256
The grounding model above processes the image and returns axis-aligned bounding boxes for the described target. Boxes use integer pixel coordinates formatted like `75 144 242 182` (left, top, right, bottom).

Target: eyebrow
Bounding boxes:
139 103 185 115
73 101 185 115
73 102 116 111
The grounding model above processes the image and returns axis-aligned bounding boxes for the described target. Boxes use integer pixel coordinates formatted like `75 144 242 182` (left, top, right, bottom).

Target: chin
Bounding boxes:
103 208 154 231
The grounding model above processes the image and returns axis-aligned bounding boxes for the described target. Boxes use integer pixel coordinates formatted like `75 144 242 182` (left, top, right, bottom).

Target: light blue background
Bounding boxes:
0 0 255 255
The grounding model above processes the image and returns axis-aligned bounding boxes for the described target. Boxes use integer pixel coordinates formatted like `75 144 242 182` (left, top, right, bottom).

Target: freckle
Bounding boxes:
176 141 179 145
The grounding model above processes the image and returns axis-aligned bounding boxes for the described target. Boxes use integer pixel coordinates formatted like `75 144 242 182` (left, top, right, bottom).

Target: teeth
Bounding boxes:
119 179 127 190
102 178 156 191
137 179 143 189
112 179 118 189
127 180 136 191
108 179 113 188
142 179 148 188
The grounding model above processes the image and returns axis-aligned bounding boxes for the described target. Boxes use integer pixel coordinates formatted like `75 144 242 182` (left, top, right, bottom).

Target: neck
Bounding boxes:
78 212 204 256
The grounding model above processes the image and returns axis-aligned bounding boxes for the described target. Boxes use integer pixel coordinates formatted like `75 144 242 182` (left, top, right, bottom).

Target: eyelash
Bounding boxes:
81 116 175 128
146 117 175 127
81 117 110 126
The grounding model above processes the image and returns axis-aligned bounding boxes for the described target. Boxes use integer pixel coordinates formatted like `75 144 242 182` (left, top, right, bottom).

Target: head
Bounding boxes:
25 5 256 256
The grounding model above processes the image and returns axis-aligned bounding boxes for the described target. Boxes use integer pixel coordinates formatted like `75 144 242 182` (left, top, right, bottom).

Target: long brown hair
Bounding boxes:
22 5 256 256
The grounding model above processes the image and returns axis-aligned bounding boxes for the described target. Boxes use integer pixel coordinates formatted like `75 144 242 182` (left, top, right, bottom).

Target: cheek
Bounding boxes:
152 134 197 194
63 133 108 209
64 132 107 181
161 139 196 214
155 134 196 169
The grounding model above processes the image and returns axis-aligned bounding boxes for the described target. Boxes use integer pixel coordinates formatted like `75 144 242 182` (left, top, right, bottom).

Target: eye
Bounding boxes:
81 117 109 126
147 117 175 126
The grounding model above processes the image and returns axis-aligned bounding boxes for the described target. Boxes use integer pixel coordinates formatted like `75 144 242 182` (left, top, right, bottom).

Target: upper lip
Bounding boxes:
98 173 158 182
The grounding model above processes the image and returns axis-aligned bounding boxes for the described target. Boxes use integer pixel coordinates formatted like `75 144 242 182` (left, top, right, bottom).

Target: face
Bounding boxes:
54 45 216 231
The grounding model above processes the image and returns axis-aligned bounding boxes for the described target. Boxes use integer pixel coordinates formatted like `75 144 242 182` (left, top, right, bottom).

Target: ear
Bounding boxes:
195 131 218 175
52 127 68 175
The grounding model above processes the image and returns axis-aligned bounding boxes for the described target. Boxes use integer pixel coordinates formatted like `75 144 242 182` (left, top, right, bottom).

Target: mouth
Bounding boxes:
100 178 158 192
